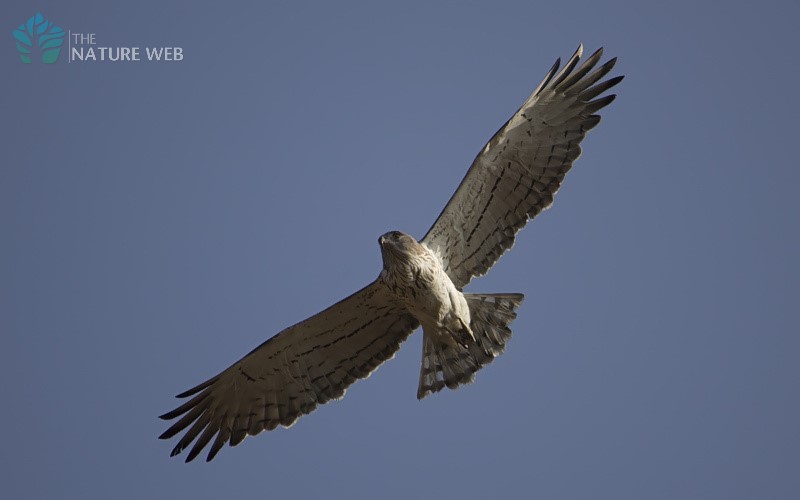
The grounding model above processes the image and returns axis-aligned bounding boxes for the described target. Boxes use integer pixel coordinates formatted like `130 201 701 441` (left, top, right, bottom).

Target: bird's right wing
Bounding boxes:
159 280 419 462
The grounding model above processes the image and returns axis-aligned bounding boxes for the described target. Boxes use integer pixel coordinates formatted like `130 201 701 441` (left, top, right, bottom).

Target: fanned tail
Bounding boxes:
417 293 524 399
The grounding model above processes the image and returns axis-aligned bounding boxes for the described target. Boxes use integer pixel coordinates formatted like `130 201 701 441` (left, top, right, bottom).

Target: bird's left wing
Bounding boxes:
159 280 419 462
422 45 623 288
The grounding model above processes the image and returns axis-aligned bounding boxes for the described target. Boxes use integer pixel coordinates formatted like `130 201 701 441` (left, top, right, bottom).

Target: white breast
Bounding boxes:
382 244 471 334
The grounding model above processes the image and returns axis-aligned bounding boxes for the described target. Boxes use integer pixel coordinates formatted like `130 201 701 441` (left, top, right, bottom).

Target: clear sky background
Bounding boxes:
2 1 798 498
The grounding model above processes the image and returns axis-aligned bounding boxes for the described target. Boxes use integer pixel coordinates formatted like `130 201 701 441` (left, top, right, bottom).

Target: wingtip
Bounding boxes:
158 407 183 421
175 388 196 399
607 75 625 89
185 449 200 463
532 55 562 98
174 376 219 399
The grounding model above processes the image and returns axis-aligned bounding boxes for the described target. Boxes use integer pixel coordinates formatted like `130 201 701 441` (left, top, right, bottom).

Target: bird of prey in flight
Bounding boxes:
160 44 623 462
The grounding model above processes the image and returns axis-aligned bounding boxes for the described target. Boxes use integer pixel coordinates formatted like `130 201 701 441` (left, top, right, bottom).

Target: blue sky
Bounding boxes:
2 1 798 498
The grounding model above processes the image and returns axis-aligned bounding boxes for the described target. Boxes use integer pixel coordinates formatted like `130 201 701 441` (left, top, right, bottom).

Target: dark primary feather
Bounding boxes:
159 281 419 462
422 44 623 288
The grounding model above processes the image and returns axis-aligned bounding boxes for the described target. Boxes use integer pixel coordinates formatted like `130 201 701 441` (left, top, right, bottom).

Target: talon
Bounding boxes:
459 319 475 343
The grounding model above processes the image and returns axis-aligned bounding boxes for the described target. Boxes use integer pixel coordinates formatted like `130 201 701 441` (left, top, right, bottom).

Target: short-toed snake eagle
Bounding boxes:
160 45 623 462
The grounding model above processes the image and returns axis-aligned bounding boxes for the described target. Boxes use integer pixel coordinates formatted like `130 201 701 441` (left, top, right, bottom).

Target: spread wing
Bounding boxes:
422 45 623 288
159 281 419 462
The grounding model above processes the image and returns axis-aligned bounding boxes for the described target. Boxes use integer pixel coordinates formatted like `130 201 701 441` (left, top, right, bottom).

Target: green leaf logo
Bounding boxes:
13 12 65 64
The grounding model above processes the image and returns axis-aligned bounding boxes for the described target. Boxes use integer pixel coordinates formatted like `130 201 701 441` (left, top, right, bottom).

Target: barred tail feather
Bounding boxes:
417 293 524 399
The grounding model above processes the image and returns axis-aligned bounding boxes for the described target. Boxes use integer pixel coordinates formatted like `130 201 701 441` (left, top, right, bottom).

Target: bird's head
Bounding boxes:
378 230 421 268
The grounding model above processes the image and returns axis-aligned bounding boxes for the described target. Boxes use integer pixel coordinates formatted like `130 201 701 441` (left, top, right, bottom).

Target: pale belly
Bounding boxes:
380 249 471 337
